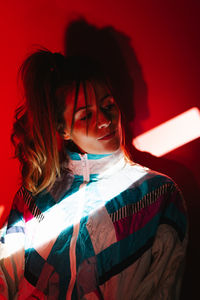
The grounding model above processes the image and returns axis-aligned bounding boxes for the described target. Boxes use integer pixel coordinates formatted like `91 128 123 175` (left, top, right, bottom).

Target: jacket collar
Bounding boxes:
67 148 125 182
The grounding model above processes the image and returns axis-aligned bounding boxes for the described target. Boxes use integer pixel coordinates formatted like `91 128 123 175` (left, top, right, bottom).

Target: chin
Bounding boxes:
95 141 121 154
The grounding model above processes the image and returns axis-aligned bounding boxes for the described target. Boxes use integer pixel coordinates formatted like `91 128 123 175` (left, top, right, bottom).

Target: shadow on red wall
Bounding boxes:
64 18 199 299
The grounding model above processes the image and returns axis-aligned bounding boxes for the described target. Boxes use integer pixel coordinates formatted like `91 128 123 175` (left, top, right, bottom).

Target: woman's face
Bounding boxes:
62 80 122 154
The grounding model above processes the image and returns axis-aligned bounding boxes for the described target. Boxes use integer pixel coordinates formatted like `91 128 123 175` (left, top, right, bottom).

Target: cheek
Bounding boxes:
71 125 94 144
72 121 89 135
113 110 121 126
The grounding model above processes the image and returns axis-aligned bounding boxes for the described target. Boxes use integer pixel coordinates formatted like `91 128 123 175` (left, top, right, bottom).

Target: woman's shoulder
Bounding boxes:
116 161 187 240
124 161 178 192
121 161 187 215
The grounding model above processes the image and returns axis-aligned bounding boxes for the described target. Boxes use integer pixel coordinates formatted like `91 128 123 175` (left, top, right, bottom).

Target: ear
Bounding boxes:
56 124 71 140
62 130 71 140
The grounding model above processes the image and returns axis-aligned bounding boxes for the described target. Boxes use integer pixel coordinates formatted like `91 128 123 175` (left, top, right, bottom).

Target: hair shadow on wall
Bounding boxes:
64 17 149 142
64 18 199 299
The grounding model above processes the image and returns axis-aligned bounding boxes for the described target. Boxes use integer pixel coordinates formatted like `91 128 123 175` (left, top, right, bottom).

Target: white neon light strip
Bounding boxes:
133 107 200 157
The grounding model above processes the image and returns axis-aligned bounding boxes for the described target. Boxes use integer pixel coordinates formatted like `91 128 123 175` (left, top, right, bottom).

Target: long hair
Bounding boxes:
11 49 131 195
11 50 67 194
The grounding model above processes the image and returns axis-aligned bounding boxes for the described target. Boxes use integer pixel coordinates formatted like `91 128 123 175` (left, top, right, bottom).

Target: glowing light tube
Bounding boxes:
133 107 200 157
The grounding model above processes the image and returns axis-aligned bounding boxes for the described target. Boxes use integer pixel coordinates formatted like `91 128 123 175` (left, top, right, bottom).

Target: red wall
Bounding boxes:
0 1 199 298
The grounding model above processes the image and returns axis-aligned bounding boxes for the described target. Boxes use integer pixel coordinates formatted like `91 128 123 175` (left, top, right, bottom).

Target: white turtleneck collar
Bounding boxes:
67 148 126 183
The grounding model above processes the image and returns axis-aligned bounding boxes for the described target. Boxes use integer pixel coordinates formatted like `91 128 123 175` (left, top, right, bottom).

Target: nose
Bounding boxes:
97 111 111 129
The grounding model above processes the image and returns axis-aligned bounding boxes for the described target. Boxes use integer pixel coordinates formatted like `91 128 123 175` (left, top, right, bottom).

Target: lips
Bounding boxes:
98 131 116 140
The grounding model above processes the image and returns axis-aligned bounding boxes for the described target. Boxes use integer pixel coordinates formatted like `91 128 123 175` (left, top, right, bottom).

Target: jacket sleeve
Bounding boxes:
134 223 188 300
134 182 188 300
0 191 25 299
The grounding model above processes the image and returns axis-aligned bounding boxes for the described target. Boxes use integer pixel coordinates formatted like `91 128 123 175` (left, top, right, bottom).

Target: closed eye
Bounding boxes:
102 103 115 111
80 112 92 121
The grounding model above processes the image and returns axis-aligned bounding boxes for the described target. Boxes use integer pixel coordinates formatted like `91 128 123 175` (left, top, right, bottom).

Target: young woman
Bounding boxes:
0 50 187 299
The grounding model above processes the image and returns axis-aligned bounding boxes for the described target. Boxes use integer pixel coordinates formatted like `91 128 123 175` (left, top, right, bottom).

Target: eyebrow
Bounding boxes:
74 94 112 113
100 94 112 102
75 105 93 113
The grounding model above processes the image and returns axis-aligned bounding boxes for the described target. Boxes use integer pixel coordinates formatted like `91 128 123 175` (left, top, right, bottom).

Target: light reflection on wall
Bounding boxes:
133 107 200 157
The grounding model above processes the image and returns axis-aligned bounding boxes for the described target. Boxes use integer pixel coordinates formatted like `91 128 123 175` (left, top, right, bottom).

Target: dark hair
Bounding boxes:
11 49 117 194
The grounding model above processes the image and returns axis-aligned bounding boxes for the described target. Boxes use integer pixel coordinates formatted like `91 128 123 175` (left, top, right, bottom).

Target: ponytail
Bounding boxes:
11 49 66 194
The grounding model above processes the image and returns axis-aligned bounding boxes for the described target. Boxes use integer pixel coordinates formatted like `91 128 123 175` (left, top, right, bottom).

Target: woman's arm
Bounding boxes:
134 221 188 300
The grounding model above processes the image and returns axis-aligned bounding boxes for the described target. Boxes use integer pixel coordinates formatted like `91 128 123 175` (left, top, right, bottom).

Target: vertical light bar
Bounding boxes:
133 107 200 157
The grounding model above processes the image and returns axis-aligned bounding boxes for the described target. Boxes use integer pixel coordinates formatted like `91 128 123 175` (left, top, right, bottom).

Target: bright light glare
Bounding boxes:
1 159 146 259
1 220 25 259
133 107 200 157
31 165 145 254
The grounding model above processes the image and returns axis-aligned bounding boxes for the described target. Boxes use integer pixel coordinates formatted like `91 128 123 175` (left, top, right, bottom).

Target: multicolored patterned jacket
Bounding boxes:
0 149 188 299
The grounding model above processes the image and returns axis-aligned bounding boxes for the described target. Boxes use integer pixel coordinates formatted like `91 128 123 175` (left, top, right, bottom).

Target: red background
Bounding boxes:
0 1 199 298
